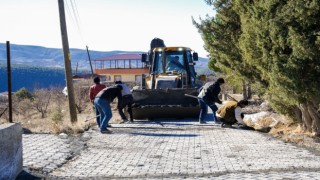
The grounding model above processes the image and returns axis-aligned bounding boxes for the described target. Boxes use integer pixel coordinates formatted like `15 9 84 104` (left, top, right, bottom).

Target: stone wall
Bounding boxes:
0 123 22 180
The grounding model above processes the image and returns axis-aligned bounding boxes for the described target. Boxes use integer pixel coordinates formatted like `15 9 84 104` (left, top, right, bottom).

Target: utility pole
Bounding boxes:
58 0 77 123
75 62 78 74
6 41 12 123
86 45 94 77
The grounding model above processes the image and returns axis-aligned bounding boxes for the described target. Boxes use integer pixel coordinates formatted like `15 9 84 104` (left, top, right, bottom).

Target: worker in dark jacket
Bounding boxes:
197 78 225 124
94 85 123 134
115 81 134 122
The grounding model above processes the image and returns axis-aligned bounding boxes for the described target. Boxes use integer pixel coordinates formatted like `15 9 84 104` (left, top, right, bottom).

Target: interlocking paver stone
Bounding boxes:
22 134 73 174
22 119 320 179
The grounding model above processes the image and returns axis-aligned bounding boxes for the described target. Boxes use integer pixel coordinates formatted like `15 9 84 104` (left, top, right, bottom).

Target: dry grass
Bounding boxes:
268 122 320 152
269 121 314 140
0 98 126 135
0 80 101 135
0 104 93 135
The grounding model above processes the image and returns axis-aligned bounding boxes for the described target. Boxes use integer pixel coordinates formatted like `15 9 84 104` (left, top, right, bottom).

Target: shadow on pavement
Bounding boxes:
16 170 42 180
117 126 183 131
130 132 198 137
130 119 199 126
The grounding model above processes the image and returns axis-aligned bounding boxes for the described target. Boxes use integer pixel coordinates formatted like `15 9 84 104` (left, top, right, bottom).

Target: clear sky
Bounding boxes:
1 0 215 57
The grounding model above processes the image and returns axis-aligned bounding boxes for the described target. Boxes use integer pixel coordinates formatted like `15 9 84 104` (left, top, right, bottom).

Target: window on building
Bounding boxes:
105 75 111 81
135 75 142 83
125 60 130 68
99 75 107 82
137 60 143 68
114 75 122 81
110 60 116 68
117 60 125 68
95 59 146 69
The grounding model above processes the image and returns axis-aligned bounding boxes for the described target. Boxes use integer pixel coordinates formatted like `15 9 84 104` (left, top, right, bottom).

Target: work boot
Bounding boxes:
214 120 222 124
221 123 232 128
101 129 112 134
120 119 128 124
199 121 206 124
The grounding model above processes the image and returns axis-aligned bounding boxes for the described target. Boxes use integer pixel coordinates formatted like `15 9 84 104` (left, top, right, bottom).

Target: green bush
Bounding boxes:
14 88 33 101
51 108 63 123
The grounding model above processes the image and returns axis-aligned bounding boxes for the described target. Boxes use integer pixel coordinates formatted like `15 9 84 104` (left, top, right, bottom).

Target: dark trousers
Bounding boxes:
219 117 236 125
118 95 133 121
198 99 218 122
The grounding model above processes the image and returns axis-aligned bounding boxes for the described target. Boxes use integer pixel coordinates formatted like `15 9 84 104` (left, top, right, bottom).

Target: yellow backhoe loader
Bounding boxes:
131 38 203 119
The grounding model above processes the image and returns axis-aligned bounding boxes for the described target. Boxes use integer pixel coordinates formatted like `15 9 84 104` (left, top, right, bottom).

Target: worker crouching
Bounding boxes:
216 100 249 127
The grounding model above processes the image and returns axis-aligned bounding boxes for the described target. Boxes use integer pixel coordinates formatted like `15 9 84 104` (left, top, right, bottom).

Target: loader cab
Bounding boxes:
151 47 197 74
142 47 198 89
141 48 198 73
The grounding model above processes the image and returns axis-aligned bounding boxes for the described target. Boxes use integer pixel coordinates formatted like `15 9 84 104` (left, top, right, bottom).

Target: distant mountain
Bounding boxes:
0 65 66 92
0 43 144 70
194 57 213 75
0 43 211 73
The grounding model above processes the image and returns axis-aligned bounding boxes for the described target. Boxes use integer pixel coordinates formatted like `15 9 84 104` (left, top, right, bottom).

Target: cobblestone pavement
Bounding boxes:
22 119 320 179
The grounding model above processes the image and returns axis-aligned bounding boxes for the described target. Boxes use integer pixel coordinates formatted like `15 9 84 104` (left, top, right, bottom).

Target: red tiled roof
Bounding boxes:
94 53 142 61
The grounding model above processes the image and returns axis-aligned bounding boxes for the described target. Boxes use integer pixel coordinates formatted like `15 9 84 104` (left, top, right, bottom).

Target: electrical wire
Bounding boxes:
64 0 89 69
70 0 82 37
64 0 85 45
64 1 76 28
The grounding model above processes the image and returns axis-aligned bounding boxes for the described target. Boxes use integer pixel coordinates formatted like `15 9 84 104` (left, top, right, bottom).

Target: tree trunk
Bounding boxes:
242 80 247 99
299 101 320 135
247 83 252 99
0 106 8 118
293 105 302 124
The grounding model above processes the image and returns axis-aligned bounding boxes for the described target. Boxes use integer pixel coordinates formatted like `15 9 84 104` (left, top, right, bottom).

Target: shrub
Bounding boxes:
32 88 51 118
51 108 64 123
14 88 33 101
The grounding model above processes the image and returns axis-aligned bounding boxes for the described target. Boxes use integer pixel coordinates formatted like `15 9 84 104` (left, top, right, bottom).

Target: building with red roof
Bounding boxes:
92 53 149 83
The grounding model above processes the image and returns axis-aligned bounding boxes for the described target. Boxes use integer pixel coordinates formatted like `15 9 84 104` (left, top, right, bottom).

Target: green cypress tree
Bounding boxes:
195 0 320 134
237 0 320 134
193 0 265 95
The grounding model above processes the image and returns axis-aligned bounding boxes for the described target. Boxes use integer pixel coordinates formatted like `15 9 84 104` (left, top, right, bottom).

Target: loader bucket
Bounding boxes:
132 88 200 119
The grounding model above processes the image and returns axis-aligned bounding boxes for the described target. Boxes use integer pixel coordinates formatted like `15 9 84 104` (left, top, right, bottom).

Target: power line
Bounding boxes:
70 0 82 37
64 0 85 44
64 0 91 70
65 1 76 27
